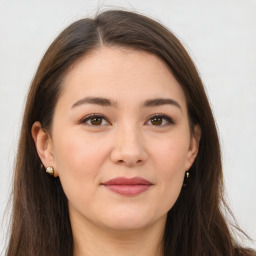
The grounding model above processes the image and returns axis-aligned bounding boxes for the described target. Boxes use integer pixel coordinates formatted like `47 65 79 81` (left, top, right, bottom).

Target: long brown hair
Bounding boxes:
6 10 255 256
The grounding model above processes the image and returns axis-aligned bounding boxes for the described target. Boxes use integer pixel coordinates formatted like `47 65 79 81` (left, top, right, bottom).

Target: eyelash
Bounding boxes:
80 114 110 126
80 113 174 127
147 114 174 126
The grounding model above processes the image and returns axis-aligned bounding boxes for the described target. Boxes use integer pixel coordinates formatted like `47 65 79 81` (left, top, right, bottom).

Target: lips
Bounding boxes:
101 177 152 196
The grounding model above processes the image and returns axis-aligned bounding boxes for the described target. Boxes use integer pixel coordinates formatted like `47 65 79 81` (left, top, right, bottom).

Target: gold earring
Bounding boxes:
183 171 190 187
46 166 54 176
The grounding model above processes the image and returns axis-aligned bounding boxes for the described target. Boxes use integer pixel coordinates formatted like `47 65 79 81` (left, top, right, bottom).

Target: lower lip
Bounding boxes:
103 184 152 196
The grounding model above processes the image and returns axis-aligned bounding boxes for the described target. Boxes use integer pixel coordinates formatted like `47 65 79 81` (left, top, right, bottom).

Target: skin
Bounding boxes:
32 47 201 256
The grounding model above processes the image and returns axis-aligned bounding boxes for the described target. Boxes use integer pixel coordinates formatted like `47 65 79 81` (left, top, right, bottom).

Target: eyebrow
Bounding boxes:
71 97 182 111
72 97 118 108
142 98 182 110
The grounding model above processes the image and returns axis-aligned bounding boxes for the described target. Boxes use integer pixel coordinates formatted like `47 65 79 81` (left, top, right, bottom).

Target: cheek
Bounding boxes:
53 130 106 174
152 132 190 174
149 134 189 210
52 130 109 198
156 143 186 188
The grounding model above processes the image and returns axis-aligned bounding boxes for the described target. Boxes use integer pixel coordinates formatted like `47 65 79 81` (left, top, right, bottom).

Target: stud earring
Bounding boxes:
183 171 190 187
46 166 54 176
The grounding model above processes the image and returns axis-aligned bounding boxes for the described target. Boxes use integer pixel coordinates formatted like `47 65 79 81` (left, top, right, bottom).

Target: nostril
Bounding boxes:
110 137 148 166
114 157 145 167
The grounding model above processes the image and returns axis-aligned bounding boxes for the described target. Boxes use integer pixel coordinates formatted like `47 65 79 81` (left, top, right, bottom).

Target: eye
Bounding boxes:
80 114 110 126
146 114 174 126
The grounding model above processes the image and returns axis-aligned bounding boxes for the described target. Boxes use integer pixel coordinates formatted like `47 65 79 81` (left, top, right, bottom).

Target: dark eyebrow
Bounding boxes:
71 97 182 111
142 98 182 111
71 97 118 108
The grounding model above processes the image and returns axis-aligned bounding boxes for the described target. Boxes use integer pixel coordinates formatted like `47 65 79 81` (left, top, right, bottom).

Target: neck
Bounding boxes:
71 214 166 256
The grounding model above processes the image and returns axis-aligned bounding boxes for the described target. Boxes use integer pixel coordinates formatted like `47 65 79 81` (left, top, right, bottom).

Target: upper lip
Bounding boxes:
102 177 152 185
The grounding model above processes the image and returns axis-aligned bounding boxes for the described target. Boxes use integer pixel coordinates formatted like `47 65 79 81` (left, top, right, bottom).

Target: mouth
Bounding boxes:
101 177 153 196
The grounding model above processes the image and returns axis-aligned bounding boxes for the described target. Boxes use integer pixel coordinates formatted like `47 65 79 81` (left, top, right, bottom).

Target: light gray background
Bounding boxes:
0 0 255 252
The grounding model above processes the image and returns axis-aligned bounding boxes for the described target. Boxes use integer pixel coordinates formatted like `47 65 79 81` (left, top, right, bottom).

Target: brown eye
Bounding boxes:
81 114 109 126
90 117 103 125
151 117 163 125
146 114 174 126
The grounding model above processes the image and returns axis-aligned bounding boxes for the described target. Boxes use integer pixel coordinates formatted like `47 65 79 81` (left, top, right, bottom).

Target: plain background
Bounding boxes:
0 0 255 252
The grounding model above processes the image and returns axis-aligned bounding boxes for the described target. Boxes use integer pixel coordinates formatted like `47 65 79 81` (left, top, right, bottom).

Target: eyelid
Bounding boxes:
79 113 174 127
145 113 175 126
80 114 111 126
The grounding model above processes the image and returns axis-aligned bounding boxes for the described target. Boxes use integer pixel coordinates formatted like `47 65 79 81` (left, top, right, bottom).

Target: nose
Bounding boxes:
110 125 148 167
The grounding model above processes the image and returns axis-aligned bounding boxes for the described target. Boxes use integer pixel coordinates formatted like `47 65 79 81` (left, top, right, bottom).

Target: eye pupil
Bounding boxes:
151 117 162 125
91 117 102 125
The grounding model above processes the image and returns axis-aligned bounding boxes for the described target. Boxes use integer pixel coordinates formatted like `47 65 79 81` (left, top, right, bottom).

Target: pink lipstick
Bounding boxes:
101 177 152 196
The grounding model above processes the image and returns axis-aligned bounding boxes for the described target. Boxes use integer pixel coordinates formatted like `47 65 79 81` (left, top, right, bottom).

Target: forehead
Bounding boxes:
59 46 187 109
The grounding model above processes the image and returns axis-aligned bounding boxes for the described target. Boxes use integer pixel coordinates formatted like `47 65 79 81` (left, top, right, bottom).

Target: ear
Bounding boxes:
185 124 201 171
31 121 59 177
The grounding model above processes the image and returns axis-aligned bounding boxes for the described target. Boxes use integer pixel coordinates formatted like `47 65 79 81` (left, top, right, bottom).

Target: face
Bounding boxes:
33 47 200 233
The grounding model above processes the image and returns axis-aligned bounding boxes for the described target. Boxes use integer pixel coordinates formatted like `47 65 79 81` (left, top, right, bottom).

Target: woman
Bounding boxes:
6 10 255 256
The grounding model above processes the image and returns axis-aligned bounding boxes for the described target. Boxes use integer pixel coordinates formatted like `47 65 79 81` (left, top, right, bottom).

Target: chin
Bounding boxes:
98 208 164 232
102 219 151 231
